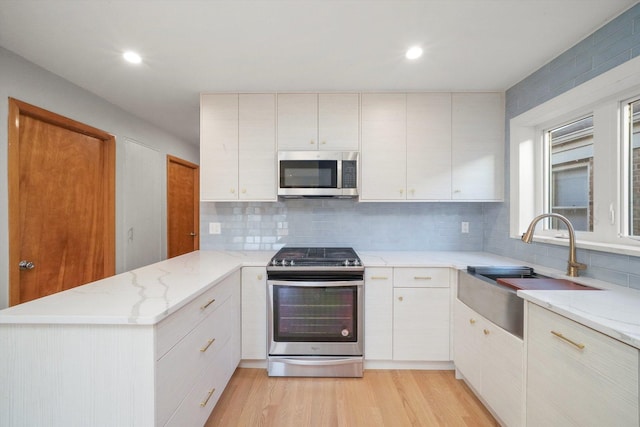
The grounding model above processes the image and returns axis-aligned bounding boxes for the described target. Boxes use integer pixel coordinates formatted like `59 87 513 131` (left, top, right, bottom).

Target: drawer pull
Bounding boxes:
370 276 388 280
414 276 432 280
200 388 216 407
469 319 476 325
200 298 216 310
483 329 490 335
200 338 215 352
551 330 585 350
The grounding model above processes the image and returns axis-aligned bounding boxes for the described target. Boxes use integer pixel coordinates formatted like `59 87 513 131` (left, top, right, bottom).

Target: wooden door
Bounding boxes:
8 98 115 305
167 155 199 258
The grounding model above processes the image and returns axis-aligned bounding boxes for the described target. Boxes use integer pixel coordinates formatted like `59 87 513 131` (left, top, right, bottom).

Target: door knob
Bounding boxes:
190 232 197 237
19 260 35 270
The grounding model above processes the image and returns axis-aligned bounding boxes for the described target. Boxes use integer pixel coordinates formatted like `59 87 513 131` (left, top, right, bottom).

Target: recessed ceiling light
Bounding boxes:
123 51 142 64
405 46 423 60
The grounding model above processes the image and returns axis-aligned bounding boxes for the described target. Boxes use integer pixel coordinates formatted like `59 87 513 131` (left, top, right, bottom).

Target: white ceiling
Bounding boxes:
0 0 636 145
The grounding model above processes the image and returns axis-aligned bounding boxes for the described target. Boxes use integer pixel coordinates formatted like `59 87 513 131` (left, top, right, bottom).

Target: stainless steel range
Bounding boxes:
267 247 364 377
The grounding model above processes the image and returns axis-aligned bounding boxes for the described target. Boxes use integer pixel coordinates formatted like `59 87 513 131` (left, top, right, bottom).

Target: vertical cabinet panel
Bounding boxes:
277 93 318 150
200 94 239 200
406 93 452 200
451 93 504 200
360 93 407 200
364 268 393 360
241 267 267 359
239 94 276 200
318 93 360 151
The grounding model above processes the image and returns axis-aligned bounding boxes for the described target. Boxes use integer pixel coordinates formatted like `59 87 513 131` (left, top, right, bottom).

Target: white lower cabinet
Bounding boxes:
453 299 523 427
364 268 393 360
156 270 241 426
393 268 450 361
241 267 267 359
364 267 451 363
526 303 639 427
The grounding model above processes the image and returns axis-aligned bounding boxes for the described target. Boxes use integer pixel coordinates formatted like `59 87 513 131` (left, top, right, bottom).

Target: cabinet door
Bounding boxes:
481 316 523 427
393 287 450 361
451 93 504 200
453 299 482 391
527 303 639 427
318 93 359 151
239 94 276 200
277 93 318 150
241 267 267 359
200 94 239 200
361 93 407 200
406 93 452 200
364 268 393 360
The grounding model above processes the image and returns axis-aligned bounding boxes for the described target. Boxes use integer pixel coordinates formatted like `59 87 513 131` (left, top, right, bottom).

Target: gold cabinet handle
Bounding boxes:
200 338 215 352
200 388 216 407
200 298 216 310
257 274 263 280
230 188 236 194
241 188 247 194
398 296 404 302
413 276 432 280
483 329 490 335
370 276 388 280
310 140 315 145
321 140 327 145
469 319 476 325
399 189 404 194
551 330 585 350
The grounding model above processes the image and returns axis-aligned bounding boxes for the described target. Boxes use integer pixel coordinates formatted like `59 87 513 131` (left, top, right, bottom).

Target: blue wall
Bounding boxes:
485 3 640 290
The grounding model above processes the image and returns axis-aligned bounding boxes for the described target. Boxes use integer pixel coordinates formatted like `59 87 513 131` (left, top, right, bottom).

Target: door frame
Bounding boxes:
166 155 200 257
7 98 116 306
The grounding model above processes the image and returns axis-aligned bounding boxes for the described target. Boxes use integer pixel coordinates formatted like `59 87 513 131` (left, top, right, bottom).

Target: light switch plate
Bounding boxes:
209 222 221 234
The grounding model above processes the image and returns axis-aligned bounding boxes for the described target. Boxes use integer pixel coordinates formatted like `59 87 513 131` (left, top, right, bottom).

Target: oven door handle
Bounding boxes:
273 357 362 366
268 280 363 287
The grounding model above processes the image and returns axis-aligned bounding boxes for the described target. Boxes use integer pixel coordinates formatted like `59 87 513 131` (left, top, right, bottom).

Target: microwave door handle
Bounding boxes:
337 160 342 189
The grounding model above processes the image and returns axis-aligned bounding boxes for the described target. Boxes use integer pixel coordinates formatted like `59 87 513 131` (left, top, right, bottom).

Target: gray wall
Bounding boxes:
0 47 198 308
485 3 640 290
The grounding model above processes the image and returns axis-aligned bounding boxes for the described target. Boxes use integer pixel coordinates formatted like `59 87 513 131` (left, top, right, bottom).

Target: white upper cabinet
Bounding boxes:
318 93 360 150
238 94 277 200
406 93 453 200
277 93 359 151
360 93 407 200
200 93 276 201
451 93 504 200
200 94 239 201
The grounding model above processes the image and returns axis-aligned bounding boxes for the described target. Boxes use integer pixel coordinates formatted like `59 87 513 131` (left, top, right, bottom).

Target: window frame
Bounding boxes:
510 56 640 256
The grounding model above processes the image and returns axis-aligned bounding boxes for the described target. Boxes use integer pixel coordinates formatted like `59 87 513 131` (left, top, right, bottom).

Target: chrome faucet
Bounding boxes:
521 213 587 277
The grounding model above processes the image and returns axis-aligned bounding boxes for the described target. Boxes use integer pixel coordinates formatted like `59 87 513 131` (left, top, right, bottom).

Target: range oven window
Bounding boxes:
280 160 337 188
272 285 357 342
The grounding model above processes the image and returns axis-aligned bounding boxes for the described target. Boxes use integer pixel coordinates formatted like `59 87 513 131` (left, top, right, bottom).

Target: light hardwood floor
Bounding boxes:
206 368 498 426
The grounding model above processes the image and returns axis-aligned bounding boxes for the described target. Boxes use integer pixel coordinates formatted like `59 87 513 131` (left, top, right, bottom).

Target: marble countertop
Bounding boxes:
1 249 638 350
0 250 273 326
518 289 640 349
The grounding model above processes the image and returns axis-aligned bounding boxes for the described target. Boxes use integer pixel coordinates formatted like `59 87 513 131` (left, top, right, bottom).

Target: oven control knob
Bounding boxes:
341 329 350 337
290 260 295 266
280 259 288 266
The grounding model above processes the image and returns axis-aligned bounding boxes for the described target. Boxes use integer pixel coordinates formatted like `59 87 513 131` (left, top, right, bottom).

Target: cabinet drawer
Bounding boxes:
393 268 449 287
527 303 638 426
165 340 233 427
156 294 233 426
156 276 235 357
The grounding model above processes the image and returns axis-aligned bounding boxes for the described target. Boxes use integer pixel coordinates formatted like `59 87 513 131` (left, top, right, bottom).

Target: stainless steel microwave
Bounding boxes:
278 151 358 198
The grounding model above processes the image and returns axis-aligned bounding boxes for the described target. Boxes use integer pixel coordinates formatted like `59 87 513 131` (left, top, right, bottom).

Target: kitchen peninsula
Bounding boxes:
1 250 639 427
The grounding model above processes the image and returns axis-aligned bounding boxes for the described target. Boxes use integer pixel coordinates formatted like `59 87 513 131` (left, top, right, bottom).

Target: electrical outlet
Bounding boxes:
209 222 221 235
461 222 469 233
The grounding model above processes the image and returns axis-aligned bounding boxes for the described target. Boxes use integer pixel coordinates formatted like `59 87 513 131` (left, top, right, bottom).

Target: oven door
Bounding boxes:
267 279 364 357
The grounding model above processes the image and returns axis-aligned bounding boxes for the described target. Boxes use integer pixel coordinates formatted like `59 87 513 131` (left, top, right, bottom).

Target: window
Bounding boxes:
509 56 640 256
627 99 640 236
546 116 594 232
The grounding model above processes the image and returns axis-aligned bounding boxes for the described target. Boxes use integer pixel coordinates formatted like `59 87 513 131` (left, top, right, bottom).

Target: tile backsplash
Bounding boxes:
201 199 485 252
